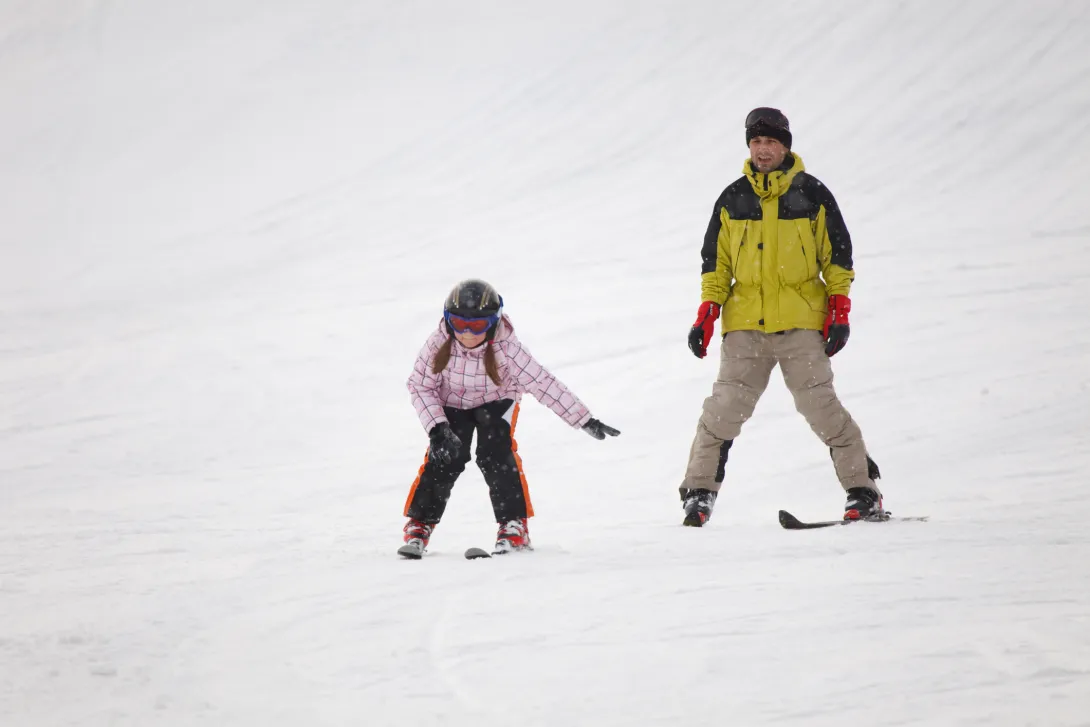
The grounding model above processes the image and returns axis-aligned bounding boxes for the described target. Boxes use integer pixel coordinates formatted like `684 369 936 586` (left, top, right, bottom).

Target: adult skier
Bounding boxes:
680 107 882 527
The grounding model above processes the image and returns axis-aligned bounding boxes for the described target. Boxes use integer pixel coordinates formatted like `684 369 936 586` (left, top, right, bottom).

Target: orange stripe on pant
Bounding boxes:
509 403 534 518
402 450 430 517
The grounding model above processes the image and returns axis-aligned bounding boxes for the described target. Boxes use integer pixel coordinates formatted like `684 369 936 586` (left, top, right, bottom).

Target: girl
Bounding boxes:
400 278 620 558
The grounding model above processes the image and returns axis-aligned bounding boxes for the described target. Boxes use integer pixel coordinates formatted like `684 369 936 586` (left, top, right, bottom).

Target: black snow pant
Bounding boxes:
403 399 533 525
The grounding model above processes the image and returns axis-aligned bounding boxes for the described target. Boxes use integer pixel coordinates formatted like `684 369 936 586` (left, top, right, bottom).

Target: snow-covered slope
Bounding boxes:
2 2 1089 725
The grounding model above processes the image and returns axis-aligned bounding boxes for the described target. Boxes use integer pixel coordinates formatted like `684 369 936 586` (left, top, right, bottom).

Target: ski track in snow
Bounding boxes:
2 0 1090 725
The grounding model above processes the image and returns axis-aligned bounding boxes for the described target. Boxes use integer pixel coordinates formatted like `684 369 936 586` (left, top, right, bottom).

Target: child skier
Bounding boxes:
400 279 620 558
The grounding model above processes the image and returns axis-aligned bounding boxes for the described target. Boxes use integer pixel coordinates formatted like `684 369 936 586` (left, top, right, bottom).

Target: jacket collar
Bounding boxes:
743 152 805 200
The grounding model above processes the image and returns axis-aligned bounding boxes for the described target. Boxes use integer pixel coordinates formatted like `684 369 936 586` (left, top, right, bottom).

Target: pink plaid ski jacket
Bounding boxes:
407 316 592 433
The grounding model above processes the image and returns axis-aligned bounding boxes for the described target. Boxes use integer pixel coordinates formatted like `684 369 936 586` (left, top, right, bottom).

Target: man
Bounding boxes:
680 107 882 527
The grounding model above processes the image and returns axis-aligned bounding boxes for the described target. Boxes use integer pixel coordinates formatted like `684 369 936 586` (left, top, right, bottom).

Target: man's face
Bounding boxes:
748 136 789 173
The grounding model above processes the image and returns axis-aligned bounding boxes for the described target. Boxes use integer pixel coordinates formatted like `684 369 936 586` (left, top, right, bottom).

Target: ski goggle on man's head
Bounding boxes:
444 311 499 334
745 107 790 131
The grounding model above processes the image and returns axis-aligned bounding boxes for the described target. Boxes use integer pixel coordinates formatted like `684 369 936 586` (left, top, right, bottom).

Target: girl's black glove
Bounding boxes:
428 423 462 464
582 418 621 440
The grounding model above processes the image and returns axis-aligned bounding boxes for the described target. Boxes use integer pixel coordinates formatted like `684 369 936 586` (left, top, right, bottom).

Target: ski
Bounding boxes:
778 509 929 530
400 545 530 560
397 542 425 559
464 547 492 560
465 544 536 558
400 543 535 560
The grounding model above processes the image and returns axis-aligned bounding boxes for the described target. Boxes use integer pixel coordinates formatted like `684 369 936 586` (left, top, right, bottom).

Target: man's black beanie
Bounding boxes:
745 107 792 149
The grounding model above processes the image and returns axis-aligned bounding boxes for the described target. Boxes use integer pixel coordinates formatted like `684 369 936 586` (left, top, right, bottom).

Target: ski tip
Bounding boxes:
464 547 492 560
397 544 425 559
778 510 803 528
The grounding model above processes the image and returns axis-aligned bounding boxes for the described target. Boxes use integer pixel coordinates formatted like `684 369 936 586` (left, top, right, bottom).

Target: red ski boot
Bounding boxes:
398 519 434 559
493 518 532 554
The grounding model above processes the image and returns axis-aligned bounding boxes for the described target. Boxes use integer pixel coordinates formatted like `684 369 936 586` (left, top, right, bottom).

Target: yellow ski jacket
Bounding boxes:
700 153 855 333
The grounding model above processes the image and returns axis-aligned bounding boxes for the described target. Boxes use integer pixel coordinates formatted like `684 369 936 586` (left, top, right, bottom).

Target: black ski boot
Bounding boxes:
682 488 718 527
843 487 885 521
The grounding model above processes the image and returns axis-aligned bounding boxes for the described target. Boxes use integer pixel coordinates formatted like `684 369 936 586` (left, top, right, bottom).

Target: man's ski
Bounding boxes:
778 509 929 530
464 547 492 560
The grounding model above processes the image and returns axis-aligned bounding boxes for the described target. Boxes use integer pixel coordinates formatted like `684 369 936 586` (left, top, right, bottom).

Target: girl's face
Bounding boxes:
454 329 488 348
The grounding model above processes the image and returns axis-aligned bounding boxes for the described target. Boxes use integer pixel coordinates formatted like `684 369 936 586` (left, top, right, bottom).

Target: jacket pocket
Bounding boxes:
792 219 819 281
731 221 761 285
774 221 807 284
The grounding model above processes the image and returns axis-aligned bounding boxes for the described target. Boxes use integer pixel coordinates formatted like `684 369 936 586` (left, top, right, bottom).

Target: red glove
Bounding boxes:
823 294 851 357
687 301 721 358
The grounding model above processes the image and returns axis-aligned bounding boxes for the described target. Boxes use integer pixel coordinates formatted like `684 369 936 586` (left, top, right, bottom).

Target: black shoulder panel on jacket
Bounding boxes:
792 172 853 270
701 188 727 274
702 178 754 274
778 183 821 220
718 177 762 221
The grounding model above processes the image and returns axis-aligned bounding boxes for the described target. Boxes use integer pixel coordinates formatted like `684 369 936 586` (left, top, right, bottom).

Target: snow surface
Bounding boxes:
3 1 1090 725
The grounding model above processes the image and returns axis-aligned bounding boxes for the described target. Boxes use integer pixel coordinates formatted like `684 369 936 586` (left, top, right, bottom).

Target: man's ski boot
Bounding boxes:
843 487 887 521
682 488 718 527
398 519 434 559
493 518 532 554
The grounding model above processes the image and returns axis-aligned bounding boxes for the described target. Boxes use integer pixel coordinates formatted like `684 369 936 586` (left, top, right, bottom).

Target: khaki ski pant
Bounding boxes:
682 329 879 494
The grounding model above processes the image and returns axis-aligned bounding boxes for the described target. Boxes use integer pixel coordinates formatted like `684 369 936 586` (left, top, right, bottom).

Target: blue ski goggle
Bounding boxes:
444 311 499 334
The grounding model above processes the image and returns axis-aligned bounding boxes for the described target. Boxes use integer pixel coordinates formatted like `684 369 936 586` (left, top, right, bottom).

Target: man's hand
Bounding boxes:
823 294 851 357
688 301 721 358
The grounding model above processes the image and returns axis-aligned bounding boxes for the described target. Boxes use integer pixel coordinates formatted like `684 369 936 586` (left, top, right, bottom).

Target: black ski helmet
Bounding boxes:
443 279 503 319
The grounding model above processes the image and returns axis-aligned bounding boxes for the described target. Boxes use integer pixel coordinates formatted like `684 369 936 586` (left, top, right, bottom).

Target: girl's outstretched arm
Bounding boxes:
503 338 592 428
